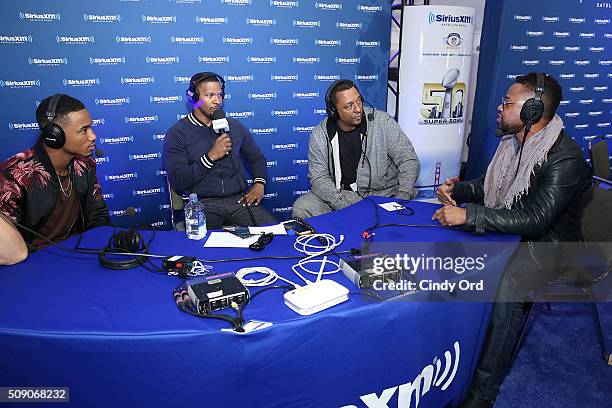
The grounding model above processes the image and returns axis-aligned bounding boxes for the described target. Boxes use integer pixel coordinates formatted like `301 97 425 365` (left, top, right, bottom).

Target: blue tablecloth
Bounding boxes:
0 197 519 408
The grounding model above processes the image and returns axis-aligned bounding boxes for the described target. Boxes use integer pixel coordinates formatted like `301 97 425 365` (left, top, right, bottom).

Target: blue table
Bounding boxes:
0 197 519 408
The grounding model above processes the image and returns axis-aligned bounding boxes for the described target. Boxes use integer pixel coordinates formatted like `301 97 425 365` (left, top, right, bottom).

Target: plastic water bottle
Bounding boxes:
184 193 207 240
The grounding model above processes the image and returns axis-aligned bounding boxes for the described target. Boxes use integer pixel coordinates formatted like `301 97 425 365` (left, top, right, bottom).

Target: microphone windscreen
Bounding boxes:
125 207 137 216
212 109 226 120
495 128 504 137
95 147 104 157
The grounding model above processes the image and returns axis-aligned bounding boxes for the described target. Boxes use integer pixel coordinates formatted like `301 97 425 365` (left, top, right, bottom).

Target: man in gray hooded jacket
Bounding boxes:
292 80 420 218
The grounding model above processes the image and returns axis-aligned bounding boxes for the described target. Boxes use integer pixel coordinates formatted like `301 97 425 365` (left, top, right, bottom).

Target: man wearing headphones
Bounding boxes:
0 94 110 265
433 73 591 407
292 79 420 218
164 72 276 230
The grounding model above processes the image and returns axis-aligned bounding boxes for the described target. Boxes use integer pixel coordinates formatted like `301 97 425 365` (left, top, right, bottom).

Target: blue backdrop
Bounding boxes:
0 0 391 227
466 0 611 180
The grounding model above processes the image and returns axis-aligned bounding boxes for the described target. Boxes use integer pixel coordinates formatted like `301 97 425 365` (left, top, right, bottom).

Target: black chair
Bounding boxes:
166 176 189 231
589 136 612 187
511 186 612 366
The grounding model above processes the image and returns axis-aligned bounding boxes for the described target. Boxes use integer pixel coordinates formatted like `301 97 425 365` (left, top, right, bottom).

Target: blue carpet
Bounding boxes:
495 302 612 408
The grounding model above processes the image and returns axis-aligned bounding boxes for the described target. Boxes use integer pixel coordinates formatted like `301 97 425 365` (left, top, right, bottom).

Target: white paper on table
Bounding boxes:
378 201 405 212
248 224 287 235
203 231 261 248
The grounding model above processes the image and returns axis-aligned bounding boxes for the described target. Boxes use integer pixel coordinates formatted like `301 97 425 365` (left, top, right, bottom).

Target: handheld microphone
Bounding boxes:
212 109 230 134
94 146 104 157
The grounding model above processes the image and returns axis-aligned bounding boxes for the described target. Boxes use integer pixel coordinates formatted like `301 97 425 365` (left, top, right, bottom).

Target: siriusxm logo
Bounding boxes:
314 109 327 115
176 114 188 120
196 17 228 24
293 125 315 132
99 136 134 144
599 60 612 65
514 15 532 21
559 100 571 106
116 36 151 44
597 122 611 128
227 111 255 118
248 56 277 64
542 16 559 23
272 206 293 214
510 45 528 51
272 175 298 183
111 207 142 217
271 74 298 82
575 60 590 65
92 118 105 126
0 35 32 44
225 75 254 82
315 74 341 81
198 56 230 63
560 73 575 79
102 193 114 200
293 92 319 99
293 20 320 28
429 12 473 24
250 127 278 135
575 124 589 129
84 14 120 23
565 46 580 52
269 0 299 8
125 115 158 124
248 92 277 100
522 59 540 66
315 39 341 46
293 189 309 196
272 143 298 150
223 0 252 5
553 31 570 37
263 192 278 199
590 47 605 52
506 74 520 80
105 172 138 182
569 17 585 23
63 78 100 87
146 56 180 64
595 18 611 24
121 76 155 85
267 160 278 167
316 2 342 10
8 122 38 131
271 109 298 117
271 38 299 46
171 36 204 44
133 187 164 197
95 156 110 164
538 45 555 51
150 95 182 103
20 12 61 22
526 31 544 37
293 57 320 64
579 32 595 38
588 111 603 116
549 60 565 66
293 159 308 165
142 15 176 23
247 18 276 26
579 99 594 104
569 86 585 92
174 76 191 83
565 112 580 118
156 169 168 176
28 57 68 66
359 4 382 12
94 96 130 106
151 219 168 227
336 57 360 64
593 86 609 92
355 74 379 81
153 133 166 141
223 37 253 44
55 35 96 45
356 40 381 47
90 57 126 65
584 73 599 79
0 79 40 89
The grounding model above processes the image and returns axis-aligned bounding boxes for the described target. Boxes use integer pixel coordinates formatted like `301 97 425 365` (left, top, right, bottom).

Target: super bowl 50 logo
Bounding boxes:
419 68 466 125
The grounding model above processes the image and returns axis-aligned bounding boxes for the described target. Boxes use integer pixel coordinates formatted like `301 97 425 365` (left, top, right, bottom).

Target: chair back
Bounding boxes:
589 137 611 184
166 176 188 231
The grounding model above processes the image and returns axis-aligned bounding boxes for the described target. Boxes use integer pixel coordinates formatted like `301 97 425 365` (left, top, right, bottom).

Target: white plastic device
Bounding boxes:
283 279 349 316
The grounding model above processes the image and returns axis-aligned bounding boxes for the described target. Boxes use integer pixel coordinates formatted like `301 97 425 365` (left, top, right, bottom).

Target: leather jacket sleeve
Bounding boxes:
451 175 485 205
464 153 585 239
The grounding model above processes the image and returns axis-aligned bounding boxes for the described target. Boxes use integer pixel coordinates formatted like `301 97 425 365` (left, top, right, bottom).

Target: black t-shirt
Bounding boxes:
338 127 362 191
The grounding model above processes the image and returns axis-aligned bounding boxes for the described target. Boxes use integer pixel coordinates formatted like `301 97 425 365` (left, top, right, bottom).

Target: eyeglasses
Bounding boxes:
500 97 528 110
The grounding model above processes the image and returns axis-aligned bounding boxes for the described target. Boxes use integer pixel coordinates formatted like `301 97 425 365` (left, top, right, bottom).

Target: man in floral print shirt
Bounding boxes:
0 94 110 265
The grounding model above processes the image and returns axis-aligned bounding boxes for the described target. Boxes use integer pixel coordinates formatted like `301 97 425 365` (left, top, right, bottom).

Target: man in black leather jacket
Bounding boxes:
433 73 591 407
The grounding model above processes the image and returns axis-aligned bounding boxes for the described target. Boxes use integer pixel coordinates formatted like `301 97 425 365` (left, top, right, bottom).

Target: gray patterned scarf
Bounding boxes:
484 114 564 209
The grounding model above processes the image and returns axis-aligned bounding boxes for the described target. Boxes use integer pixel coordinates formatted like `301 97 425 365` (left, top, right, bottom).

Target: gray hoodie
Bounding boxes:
308 107 420 210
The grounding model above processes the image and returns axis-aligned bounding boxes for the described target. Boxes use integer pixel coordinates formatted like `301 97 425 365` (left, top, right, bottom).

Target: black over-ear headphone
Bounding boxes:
41 93 67 149
520 72 545 124
325 79 374 122
112 228 144 252
186 72 226 104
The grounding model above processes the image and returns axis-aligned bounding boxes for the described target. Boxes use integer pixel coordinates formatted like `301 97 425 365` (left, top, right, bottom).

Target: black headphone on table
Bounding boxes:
519 72 546 125
41 93 67 149
325 79 374 122
186 72 226 104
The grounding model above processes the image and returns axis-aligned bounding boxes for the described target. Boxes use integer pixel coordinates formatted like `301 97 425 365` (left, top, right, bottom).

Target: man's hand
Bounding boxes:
208 133 232 161
436 177 458 206
239 183 264 206
432 205 467 227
